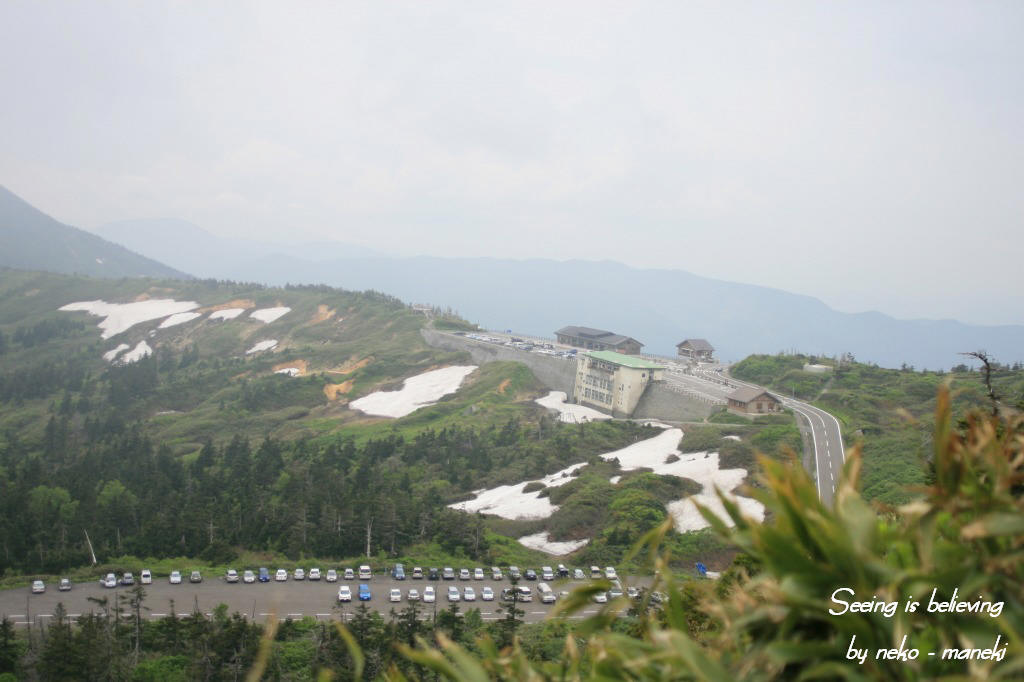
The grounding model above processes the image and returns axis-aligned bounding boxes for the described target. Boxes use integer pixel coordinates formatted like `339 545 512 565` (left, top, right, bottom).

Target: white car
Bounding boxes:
309 568 321 581
424 586 436 603
459 568 471 581
59 578 72 592
102 573 117 588
358 565 372 580
491 567 503 581
31 580 45 594
463 587 476 601
243 570 256 584
275 569 288 582
481 586 494 601
140 569 152 585
473 568 485 580
605 567 617 580
447 586 460 602
593 591 608 603
541 566 554 581
294 568 305 581
573 568 585 580
338 586 352 602
226 569 239 583
407 588 420 601
325 569 338 582
389 588 402 602
344 568 355 580
169 571 182 585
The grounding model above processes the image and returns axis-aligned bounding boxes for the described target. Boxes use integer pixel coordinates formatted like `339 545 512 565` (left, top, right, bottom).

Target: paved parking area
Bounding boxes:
0 574 643 627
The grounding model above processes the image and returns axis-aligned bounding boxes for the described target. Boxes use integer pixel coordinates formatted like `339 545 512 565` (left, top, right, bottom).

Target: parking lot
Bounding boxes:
0 570 647 628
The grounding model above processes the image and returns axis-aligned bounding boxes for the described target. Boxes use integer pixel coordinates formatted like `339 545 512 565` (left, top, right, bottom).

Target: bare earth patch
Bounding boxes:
311 304 336 323
497 378 511 394
324 379 354 400
201 299 256 313
327 356 373 375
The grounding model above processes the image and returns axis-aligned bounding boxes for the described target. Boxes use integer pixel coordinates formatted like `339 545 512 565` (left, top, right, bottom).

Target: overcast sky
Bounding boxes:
2 2 1021 324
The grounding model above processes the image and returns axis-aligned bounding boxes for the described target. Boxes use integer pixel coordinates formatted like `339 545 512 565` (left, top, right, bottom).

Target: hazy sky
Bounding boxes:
2 2 1022 324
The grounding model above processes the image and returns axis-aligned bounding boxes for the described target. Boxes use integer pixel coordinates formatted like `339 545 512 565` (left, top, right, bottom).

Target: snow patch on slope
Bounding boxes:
535 391 611 423
119 341 152 364
59 299 199 339
518 532 589 556
349 365 477 418
103 344 130 362
210 308 245 321
246 340 278 354
158 312 202 329
250 307 290 324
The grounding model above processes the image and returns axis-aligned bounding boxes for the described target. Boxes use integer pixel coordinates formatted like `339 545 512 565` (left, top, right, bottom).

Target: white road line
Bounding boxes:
151 613 166 617
9 614 24 618
316 613 331 617
69 614 80 618
530 611 546 614
177 613 191 617
287 613 302 618
259 612 272 617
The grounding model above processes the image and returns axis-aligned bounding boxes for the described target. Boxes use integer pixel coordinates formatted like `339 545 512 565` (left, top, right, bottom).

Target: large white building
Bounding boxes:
572 350 665 417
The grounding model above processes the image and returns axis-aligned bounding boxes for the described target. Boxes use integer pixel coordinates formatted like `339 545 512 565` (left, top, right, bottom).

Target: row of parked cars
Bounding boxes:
338 583 562 604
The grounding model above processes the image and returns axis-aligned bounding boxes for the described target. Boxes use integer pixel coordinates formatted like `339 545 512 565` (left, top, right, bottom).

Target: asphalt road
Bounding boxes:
0 574 641 628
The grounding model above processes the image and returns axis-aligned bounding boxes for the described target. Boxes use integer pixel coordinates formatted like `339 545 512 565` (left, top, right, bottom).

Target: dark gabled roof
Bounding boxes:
727 386 778 404
555 325 616 339
677 338 714 351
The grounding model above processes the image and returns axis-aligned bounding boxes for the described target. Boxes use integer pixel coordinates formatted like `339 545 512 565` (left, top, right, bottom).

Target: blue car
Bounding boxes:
258 567 270 583
358 584 371 601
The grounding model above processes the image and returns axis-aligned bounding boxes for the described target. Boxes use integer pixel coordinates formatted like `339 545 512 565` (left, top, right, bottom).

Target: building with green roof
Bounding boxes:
573 351 665 417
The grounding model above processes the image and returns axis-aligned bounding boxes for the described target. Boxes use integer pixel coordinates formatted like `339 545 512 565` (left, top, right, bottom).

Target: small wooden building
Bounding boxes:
676 338 714 361
727 386 782 415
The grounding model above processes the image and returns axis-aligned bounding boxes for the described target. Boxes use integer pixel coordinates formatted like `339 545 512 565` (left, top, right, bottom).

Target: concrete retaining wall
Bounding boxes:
632 382 716 422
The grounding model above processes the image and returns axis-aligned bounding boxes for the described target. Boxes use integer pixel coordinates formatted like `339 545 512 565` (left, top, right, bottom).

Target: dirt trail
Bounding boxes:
327 356 372 375
201 299 256 312
324 379 354 400
497 378 511 394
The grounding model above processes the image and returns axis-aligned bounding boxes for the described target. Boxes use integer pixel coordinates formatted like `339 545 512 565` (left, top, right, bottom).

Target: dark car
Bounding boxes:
524 569 537 581
392 564 406 580
428 568 440 581
557 564 570 578
258 567 270 583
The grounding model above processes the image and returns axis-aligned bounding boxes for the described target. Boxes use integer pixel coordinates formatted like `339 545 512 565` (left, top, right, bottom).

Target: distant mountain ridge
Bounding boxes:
0 185 189 280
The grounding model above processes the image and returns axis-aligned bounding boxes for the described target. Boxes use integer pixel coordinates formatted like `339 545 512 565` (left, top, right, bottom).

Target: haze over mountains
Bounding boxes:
0 185 188 280
2 186 1020 370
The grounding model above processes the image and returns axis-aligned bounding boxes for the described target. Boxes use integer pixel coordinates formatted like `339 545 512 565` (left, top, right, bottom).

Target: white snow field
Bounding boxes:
102 344 129 362
534 391 611 423
119 341 152 364
250 307 291 324
349 365 477 418
451 425 765 536
275 367 301 377
59 299 199 339
518 532 589 556
158 312 202 329
246 340 278 354
209 308 246 321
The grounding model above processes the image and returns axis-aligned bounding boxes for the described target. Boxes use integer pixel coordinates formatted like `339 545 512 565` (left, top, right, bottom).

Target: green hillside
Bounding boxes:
730 353 1024 503
0 185 189 279
0 270 741 579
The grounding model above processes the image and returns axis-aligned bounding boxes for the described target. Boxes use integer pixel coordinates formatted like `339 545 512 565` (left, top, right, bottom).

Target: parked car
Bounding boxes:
190 571 202 583
573 568 585 580
358 565 372 580
58 578 72 592
258 568 270 583
524 569 537 581
508 566 521 580
243 570 256 584
104 573 118 588
463 587 476 601
309 568 321 581
481 586 494 601
392 564 405 580
412 567 424 580
423 586 436 603
141 569 152 585
344 568 355 580
31 580 45 594
541 566 554 581
325 569 338 583
226 569 239 583
557 564 569 578
407 588 420 601
592 591 608 603
389 588 402 602
275 569 288 582
442 567 455 580
491 567 503 581
121 572 135 586
293 568 305 581
590 566 602 579
605 566 618 580
538 582 556 603
447 586 460 602
338 586 352 602
626 586 641 600
459 568 470 581
169 571 182 585
358 584 371 601
428 568 440 581
473 567 485 580
501 586 532 602
608 586 624 600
